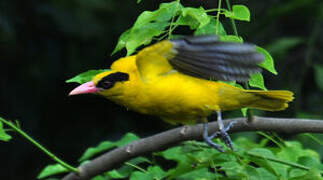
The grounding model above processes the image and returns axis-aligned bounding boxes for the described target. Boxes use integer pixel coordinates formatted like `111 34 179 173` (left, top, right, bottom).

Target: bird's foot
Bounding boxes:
203 123 224 152
218 121 236 150
203 120 236 152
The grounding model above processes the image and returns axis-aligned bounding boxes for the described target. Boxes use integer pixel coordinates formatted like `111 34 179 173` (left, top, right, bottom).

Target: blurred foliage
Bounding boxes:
1 0 323 179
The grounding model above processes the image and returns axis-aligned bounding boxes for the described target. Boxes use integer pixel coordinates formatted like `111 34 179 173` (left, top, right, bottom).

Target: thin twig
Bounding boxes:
0 118 78 173
62 116 323 180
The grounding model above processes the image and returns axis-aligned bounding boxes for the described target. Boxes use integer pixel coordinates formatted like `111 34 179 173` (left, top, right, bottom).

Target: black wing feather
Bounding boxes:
169 36 264 82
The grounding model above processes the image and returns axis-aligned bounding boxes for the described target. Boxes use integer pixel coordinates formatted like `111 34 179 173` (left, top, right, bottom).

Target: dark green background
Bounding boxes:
1 0 323 179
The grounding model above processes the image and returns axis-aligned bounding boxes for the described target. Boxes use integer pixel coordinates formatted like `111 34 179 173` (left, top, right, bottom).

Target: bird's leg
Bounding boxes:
202 118 224 152
215 110 234 150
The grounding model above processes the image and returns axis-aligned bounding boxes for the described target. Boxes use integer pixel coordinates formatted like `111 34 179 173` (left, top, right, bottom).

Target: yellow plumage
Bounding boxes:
90 39 293 124
69 35 294 151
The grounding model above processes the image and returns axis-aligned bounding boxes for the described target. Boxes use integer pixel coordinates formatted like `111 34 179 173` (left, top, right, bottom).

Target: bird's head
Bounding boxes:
69 70 130 97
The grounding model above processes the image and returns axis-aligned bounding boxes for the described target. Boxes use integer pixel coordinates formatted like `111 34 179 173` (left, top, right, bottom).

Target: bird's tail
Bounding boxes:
243 90 294 111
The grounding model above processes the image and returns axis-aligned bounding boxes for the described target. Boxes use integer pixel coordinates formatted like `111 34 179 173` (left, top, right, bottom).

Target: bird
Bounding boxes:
69 35 294 152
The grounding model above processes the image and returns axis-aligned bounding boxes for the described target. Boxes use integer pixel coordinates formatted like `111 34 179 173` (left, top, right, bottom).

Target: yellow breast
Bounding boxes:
106 57 221 124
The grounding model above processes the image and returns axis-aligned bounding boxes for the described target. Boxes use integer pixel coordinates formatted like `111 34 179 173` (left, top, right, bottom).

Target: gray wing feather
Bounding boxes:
170 36 264 82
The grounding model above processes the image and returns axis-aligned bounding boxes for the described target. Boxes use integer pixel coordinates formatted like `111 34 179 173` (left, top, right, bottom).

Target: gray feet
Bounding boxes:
203 111 236 152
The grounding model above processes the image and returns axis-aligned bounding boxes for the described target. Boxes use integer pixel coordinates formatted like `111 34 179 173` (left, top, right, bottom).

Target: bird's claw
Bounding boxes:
221 120 236 150
203 119 237 152
204 133 224 152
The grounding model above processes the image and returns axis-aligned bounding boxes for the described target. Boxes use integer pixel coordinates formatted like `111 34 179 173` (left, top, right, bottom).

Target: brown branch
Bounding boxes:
62 116 323 180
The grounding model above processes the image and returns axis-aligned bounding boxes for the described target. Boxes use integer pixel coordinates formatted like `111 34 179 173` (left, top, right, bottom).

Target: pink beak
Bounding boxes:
69 81 100 96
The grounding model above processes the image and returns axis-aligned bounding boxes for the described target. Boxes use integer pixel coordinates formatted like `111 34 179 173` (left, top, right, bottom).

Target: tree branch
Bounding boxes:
62 116 323 180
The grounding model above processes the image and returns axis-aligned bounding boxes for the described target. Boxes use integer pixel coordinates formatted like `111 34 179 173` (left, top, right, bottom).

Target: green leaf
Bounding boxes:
314 65 323 91
158 146 196 178
241 108 248 117
220 161 248 178
130 166 166 180
194 18 226 36
146 166 166 179
181 7 210 28
177 167 221 179
125 22 168 55
136 0 142 4
256 46 278 75
92 175 106 180
0 118 11 142
289 169 308 179
79 133 139 162
289 168 322 180
175 14 200 30
37 164 68 179
249 73 267 90
234 137 261 150
106 157 151 179
224 5 250 22
111 29 131 55
112 1 182 55
256 168 278 180
298 156 323 170
246 165 261 180
66 69 109 84
248 148 280 176
130 171 153 180
107 169 128 179
220 35 243 43
277 141 320 164
159 146 187 162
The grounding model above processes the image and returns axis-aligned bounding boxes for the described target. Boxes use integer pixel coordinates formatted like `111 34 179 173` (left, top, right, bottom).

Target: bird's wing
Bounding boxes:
135 35 264 82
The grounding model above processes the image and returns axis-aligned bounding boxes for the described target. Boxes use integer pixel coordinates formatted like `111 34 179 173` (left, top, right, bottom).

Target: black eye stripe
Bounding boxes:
97 72 129 89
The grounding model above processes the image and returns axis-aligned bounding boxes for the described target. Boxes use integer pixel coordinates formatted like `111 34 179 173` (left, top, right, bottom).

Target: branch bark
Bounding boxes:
62 116 323 180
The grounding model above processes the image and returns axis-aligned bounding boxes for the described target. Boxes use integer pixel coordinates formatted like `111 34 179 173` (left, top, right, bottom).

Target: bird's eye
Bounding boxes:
97 72 129 90
98 81 113 89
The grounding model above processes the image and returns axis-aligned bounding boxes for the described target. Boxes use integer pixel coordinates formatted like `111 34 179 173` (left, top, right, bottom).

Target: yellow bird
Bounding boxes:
69 36 294 152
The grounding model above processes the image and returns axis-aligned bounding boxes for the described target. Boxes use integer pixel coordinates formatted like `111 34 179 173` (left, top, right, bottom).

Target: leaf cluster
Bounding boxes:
38 133 323 180
67 1 277 95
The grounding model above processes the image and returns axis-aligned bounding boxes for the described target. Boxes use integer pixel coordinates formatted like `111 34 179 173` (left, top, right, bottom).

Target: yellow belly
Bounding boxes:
108 71 222 124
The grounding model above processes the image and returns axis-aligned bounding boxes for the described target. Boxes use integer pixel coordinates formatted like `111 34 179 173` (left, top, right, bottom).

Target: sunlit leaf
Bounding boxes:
0 118 11 142
246 165 261 180
37 164 68 179
249 73 267 90
92 175 106 180
130 166 166 180
66 69 110 84
221 161 248 178
298 156 323 170
181 7 210 28
125 22 168 56
224 5 250 22
194 18 226 36
256 46 278 75
112 29 131 55
241 108 248 117
106 157 151 179
220 35 243 43
289 168 322 180
248 148 280 176
256 168 277 180
175 14 200 30
112 1 182 55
